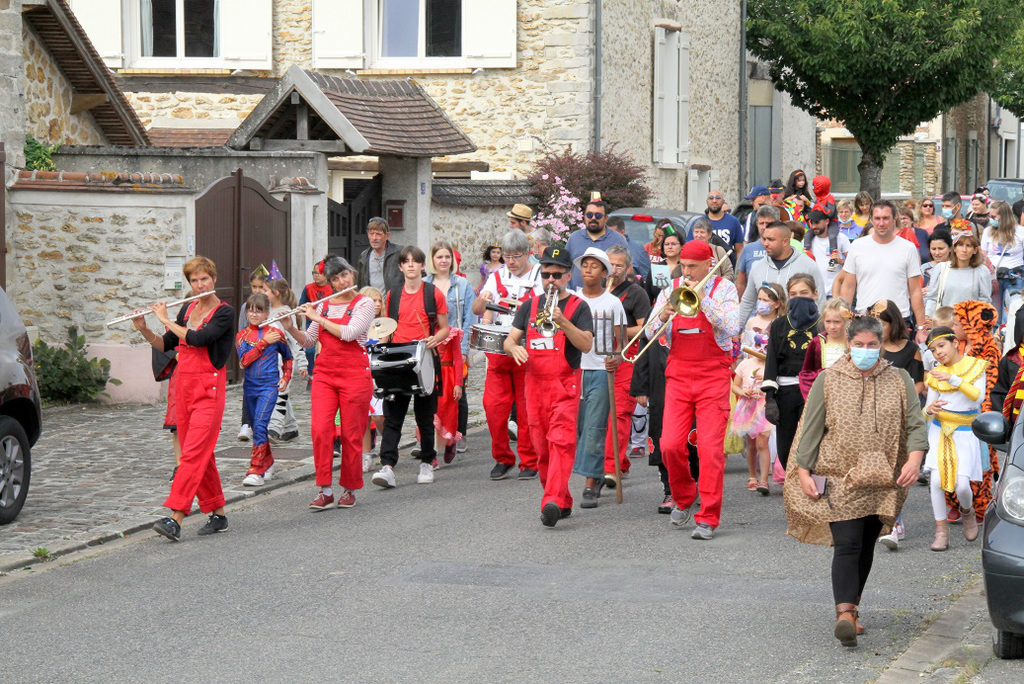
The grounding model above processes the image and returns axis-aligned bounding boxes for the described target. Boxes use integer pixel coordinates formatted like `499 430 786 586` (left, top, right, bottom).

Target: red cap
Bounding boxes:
678 240 713 261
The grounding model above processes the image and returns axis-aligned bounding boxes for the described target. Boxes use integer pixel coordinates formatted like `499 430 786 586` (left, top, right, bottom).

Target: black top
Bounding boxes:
882 340 924 384
1012 198 1024 223
991 352 1020 413
162 302 236 370
612 281 653 327
764 317 817 388
511 293 593 369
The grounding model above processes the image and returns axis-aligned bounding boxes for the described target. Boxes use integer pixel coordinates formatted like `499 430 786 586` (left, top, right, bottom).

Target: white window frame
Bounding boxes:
372 0 465 69
125 0 224 69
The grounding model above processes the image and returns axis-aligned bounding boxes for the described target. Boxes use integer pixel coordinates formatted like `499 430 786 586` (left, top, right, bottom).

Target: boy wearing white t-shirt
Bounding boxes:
807 210 851 294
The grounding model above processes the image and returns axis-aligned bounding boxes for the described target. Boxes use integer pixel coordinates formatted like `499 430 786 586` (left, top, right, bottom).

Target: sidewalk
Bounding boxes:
0 364 488 572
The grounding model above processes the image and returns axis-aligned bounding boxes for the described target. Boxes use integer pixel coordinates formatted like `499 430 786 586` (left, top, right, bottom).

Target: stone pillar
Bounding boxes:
270 178 325 286
379 156 432 248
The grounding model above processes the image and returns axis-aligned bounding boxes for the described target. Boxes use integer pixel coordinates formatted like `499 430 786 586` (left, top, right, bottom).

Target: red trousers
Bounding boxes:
604 362 636 475
526 371 580 510
660 360 731 528
483 354 537 468
164 359 226 514
312 369 372 490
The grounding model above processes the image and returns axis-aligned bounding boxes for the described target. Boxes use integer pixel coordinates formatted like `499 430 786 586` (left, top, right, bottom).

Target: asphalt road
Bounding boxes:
0 450 980 683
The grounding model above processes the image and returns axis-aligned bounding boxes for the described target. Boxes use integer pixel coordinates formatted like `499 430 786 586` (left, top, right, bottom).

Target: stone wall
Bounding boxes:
23 25 106 146
125 92 263 129
0 0 25 177
273 0 313 76
431 203 512 291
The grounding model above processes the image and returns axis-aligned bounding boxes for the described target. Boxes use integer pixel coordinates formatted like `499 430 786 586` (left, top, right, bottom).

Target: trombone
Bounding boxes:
620 250 733 362
106 291 214 326
259 286 356 327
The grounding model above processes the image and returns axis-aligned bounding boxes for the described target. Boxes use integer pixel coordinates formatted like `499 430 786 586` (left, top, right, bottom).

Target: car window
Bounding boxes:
988 182 1023 206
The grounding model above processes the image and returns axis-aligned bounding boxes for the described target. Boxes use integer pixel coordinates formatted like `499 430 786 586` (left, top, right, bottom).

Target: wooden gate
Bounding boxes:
327 175 381 262
195 169 290 381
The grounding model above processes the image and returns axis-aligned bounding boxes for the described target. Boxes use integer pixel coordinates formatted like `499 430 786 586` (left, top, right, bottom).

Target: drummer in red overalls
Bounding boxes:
133 256 236 541
473 230 543 480
282 255 375 510
503 246 594 527
647 239 740 540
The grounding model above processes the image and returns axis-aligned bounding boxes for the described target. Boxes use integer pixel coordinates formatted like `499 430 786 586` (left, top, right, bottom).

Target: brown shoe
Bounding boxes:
961 508 979 541
834 603 858 647
930 520 949 551
853 596 865 635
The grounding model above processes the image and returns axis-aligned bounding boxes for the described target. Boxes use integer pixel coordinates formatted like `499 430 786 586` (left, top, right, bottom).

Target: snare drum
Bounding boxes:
470 324 510 354
368 341 437 398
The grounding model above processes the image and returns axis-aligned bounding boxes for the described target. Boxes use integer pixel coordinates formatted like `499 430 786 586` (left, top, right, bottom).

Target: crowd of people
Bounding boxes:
129 175 1024 649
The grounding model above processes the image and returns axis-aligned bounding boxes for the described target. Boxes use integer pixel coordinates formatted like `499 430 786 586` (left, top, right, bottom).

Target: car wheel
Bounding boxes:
993 626 1024 659
0 416 31 525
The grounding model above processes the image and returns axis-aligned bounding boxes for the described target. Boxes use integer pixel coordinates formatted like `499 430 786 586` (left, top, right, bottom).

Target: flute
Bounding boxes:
259 286 357 327
106 291 214 327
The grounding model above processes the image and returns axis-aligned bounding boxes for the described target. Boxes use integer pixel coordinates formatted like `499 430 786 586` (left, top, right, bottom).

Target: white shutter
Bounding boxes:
653 27 667 165
462 0 517 68
676 32 691 164
653 28 680 167
219 0 272 69
312 0 365 69
70 0 123 68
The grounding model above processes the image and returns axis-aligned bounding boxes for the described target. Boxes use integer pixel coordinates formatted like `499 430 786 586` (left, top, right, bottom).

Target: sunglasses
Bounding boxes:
922 203 934 207
585 212 605 219
540 270 567 280
708 195 723 200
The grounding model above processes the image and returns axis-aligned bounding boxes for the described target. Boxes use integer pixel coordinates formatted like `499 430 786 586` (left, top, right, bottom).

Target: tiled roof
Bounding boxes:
148 127 234 148
432 180 537 207
12 170 187 192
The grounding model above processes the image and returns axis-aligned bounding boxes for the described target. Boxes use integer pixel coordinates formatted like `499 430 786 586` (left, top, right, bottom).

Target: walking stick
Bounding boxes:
593 311 624 503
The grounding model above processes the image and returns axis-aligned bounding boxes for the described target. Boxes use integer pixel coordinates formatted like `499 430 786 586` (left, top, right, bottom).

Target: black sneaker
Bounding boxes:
278 430 299 443
580 488 599 509
541 503 560 527
603 473 618 489
198 514 228 536
518 468 538 480
560 507 572 519
490 462 514 480
411 448 422 458
657 494 674 515
268 430 282 443
153 517 181 542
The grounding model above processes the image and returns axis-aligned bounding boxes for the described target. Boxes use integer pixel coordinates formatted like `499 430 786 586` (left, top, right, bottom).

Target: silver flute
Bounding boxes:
106 291 214 327
258 286 357 327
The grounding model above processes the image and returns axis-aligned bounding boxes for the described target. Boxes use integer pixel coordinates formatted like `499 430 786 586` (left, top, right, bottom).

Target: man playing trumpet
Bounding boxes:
646 240 740 540
504 246 593 527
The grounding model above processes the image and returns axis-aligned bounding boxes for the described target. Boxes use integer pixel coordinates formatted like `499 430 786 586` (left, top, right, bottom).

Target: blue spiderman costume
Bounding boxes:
236 325 293 478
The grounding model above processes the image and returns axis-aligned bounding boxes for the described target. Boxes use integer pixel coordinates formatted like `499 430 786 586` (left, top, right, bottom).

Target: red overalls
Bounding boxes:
164 302 229 515
604 286 639 476
311 295 373 491
524 294 583 510
660 278 732 529
483 272 537 469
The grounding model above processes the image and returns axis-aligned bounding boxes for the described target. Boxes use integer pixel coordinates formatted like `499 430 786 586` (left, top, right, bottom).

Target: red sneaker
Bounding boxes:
309 492 335 510
336 490 356 508
947 508 962 524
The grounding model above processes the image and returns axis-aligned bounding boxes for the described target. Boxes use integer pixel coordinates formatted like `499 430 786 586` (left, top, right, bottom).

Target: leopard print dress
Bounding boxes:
784 356 911 546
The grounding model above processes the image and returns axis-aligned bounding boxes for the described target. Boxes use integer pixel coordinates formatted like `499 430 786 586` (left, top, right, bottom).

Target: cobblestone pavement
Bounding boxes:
0 358 489 568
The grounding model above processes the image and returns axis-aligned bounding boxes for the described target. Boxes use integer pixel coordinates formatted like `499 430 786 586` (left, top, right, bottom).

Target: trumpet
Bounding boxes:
620 249 733 362
259 286 356 327
106 291 214 327
534 284 560 338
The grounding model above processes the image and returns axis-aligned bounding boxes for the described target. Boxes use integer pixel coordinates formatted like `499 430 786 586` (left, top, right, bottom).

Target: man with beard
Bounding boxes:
566 199 628 288
805 209 850 295
688 190 745 264
738 222 824 322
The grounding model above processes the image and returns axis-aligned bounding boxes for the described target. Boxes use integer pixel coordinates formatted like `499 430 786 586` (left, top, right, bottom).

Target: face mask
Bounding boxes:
755 301 773 316
990 217 1000 229
941 207 954 220
850 347 880 370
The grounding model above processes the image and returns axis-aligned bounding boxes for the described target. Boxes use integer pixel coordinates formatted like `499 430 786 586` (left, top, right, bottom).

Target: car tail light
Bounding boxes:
632 214 654 222
998 464 1024 524
16 332 32 364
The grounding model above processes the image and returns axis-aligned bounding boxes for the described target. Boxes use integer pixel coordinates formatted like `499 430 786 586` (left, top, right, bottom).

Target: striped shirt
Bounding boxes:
302 296 375 348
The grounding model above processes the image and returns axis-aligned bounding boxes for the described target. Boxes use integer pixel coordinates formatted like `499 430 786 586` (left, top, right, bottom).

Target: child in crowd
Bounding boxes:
923 306 958 371
235 293 293 487
360 286 387 473
266 278 307 443
743 283 785 349
924 327 986 551
837 199 859 242
732 342 772 495
799 297 851 399
238 270 270 442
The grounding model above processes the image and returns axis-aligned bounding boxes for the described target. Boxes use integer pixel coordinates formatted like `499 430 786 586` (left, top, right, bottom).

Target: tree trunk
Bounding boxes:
857 149 883 200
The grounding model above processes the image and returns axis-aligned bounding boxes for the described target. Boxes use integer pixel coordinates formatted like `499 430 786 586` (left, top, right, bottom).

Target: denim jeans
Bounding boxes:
573 369 610 479
998 273 1024 326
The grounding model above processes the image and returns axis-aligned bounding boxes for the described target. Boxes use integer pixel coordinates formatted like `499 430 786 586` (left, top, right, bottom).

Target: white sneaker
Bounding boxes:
878 532 899 550
264 464 274 482
507 420 518 440
456 441 468 454
372 465 396 489
242 472 264 487
417 462 434 484
237 424 253 442
362 453 372 473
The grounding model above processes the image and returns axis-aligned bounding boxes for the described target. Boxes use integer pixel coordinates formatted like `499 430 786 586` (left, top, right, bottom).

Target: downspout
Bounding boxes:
738 0 748 197
593 0 602 153
1018 117 1022 177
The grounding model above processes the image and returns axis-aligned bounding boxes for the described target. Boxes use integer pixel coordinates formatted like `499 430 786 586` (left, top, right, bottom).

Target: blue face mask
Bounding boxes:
941 207 955 220
850 347 880 370
990 217 1000 229
755 301 773 316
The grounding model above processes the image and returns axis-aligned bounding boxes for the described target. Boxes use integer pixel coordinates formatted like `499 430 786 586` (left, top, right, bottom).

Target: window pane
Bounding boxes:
748 106 772 186
145 0 177 57
426 0 460 57
184 0 217 57
382 0 419 58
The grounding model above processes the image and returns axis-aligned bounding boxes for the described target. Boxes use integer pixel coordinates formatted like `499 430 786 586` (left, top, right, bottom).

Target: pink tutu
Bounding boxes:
731 395 771 437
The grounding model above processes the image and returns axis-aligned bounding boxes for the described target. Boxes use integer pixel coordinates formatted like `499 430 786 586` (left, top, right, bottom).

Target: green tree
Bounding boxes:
747 0 1024 198
989 24 1024 118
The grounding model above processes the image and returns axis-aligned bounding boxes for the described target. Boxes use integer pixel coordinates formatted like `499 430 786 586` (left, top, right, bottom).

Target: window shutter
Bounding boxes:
653 27 667 165
676 32 690 164
462 0 517 68
69 0 123 68
312 0 365 69
219 0 272 69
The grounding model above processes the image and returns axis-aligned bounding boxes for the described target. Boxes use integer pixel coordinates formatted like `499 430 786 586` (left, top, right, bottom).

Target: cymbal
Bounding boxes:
369 317 398 338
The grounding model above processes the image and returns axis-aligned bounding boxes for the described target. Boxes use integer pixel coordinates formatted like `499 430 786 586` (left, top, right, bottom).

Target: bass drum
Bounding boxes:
470 324 510 354
368 341 437 398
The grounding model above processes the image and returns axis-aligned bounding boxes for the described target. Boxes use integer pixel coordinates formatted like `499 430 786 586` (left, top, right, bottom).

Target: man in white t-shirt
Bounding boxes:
839 200 926 343
807 209 851 295
572 247 626 510
473 230 544 480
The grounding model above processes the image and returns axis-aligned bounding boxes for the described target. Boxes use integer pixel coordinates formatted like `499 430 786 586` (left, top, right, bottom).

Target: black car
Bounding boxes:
972 411 1024 658
0 286 42 525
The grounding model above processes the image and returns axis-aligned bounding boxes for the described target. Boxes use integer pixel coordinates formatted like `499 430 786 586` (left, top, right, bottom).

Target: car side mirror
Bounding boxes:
972 411 1011 445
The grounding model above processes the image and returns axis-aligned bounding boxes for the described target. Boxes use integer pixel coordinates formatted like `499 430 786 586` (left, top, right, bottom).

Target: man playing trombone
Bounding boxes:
645 240 740 540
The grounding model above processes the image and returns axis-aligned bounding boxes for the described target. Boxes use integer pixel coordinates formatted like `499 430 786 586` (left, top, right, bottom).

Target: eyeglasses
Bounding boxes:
585 212 605 219
540 270 567 280
707 195 723 200
504 252 525 259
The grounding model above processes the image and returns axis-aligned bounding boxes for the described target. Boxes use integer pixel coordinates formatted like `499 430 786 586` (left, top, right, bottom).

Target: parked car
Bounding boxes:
608 207 702 245
0 286 42 525
972 411 1024 658
986 179 1024 207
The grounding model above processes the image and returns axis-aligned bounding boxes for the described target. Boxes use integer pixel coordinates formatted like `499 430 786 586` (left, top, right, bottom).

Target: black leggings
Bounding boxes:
775 386 805 470
829 515 884 605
